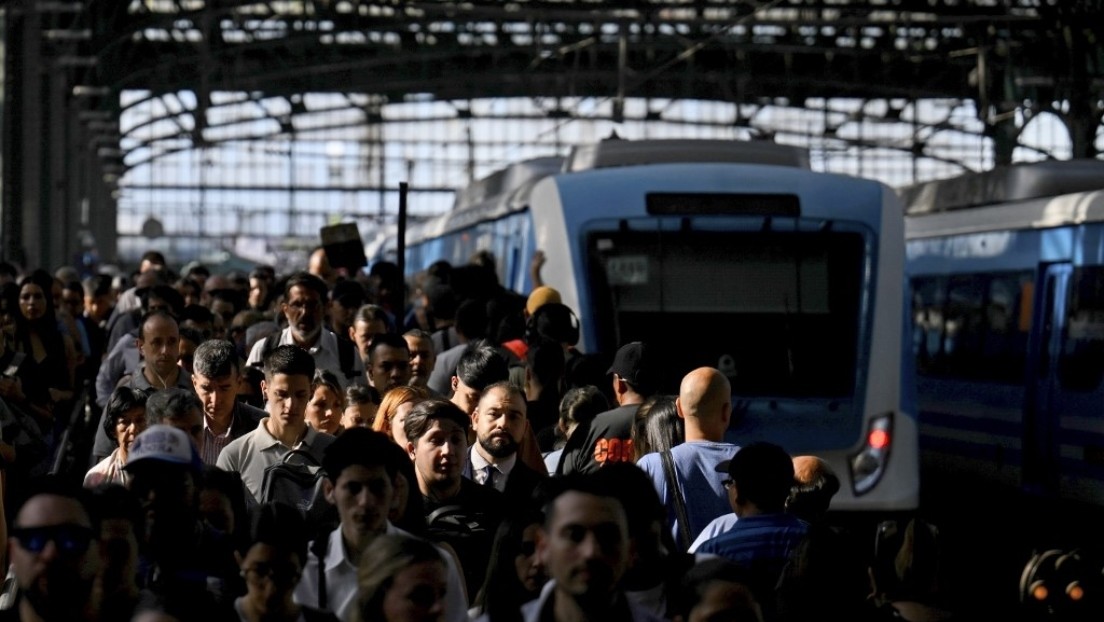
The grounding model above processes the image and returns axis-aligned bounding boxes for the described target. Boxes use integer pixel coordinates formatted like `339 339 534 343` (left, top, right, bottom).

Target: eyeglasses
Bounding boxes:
11 525 94 556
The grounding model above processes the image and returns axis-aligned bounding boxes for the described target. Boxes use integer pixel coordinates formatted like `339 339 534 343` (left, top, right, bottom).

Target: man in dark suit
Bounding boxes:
463 381 545 501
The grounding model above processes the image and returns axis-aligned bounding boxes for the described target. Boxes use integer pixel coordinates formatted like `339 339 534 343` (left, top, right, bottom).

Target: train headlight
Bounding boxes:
850 412 893 496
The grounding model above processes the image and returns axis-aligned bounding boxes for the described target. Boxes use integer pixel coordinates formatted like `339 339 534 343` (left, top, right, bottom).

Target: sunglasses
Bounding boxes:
11 525 94 556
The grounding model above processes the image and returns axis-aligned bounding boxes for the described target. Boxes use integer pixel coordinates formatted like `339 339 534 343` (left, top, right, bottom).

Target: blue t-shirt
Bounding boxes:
637 440 740 547
695 512 809 585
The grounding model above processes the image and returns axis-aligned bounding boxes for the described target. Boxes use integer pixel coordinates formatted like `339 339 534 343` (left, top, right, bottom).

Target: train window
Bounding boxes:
1059 267 1104 391
910 272 1032 383
587 229 862 397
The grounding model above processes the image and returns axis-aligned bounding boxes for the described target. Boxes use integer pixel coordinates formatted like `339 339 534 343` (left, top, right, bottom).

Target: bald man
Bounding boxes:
637 367 740 550
688 454 839 552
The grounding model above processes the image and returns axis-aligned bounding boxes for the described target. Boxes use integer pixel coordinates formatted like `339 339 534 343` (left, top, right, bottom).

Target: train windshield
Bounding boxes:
587 228 866 397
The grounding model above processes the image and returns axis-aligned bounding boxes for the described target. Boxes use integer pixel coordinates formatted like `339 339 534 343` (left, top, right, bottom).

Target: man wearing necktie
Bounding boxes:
465 381 545 501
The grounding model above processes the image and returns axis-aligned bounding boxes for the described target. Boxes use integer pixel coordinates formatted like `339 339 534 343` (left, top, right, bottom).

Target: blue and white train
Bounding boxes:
904 159 1104 506
390 138 918 512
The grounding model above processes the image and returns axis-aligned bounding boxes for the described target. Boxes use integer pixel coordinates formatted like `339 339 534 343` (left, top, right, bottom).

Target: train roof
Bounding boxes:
901 159 1104 215
564 138 810 171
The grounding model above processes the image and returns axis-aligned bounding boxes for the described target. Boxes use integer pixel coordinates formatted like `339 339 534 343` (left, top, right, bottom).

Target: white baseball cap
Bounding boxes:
124 424 202 472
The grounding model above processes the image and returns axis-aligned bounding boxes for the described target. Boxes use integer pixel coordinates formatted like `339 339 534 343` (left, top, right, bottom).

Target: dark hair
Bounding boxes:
526 303 579 347
729 442 794 512
179 304 215 326
345 384 378 406
200 466 250 551
322 428 401 483
192 339 239 379
331 280 366 308
402 398 469 444
474 509 547 620
367 333 409 363
456 341 509 391
138 309 178 341
786 460 841 523
247 501 309 563
675 558 762 622
454 298 487 341
282 271 328 300
82 274 113 298
354 304 391 327
13 475 100 533
142 284 185 316
146 388 202 426
103 387 150 445
425 282 457 320
263 344 316 381
558 386 608 429
403 328 431 341
527 338 565 396
632 395 682 461
311 368 343 398
540 473 627 528
140 250 167 267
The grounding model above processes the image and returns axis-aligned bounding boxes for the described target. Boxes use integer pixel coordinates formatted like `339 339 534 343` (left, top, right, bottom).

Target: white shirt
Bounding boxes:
293 523 468 622
246 328 364 390
469 447 518 493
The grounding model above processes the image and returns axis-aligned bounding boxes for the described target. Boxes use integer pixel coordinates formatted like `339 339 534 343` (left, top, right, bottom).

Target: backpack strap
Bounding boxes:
661 450 693 551
253 333 282 369
309 530 330 611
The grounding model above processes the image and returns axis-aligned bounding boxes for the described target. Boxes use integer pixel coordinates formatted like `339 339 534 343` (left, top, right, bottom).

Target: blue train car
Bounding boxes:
904 159 1104 505
400 138 918 512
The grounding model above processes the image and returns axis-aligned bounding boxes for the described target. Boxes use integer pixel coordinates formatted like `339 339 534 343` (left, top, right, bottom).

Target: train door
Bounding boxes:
1023 262 1071 497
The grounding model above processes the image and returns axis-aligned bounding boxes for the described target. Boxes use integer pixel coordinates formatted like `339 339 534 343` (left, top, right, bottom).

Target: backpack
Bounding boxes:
259 449 330 526
425 504 491 543
257 333 358 382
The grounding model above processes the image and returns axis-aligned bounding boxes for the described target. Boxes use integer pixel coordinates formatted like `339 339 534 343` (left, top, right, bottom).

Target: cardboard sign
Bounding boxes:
320 223 368 271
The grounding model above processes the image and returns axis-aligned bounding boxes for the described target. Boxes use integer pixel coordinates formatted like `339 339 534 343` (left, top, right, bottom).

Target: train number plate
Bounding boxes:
606 255 649 285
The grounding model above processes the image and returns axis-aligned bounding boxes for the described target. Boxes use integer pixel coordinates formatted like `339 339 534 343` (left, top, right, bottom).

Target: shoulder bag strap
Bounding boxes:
310 531 329 610
661 449 693 551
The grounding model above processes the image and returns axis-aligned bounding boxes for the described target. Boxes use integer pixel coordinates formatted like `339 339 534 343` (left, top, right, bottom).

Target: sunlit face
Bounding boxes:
137 315 180 379
472 387 527 459
305 384 344 435
409 418 466 492
380 560 447 622
404 335 436 387
369 345 412 394
19 284 47 321
282 285 322 344
114 406 147 458
248 278 268 310
262 372 312 431
390 401 416 448
351 319 388 363
192 371 239 423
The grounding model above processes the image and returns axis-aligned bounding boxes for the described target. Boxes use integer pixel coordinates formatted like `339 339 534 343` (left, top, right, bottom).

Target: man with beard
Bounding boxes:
404 398 505 600
293 428 467 621
463 381 544 501
5 477 102 621
246 272 363 390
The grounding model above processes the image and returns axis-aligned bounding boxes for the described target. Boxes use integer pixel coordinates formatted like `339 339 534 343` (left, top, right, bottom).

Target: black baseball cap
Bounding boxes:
606 341 657 386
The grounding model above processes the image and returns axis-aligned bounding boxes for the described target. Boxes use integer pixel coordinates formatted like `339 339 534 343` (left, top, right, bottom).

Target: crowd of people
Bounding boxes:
0 248 966 621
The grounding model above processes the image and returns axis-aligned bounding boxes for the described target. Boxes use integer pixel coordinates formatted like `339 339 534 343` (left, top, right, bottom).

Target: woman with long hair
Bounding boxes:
11 270 75 416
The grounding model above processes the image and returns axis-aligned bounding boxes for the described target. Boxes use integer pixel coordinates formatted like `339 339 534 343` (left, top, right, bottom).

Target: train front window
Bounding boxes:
587 229 864 397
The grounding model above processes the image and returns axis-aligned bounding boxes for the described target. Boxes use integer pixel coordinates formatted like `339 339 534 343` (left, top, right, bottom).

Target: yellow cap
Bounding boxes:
526 286 562 315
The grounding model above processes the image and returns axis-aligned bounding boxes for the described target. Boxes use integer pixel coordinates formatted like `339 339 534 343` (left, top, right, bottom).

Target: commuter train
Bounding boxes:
903 159 1104 506
391 138 919 512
